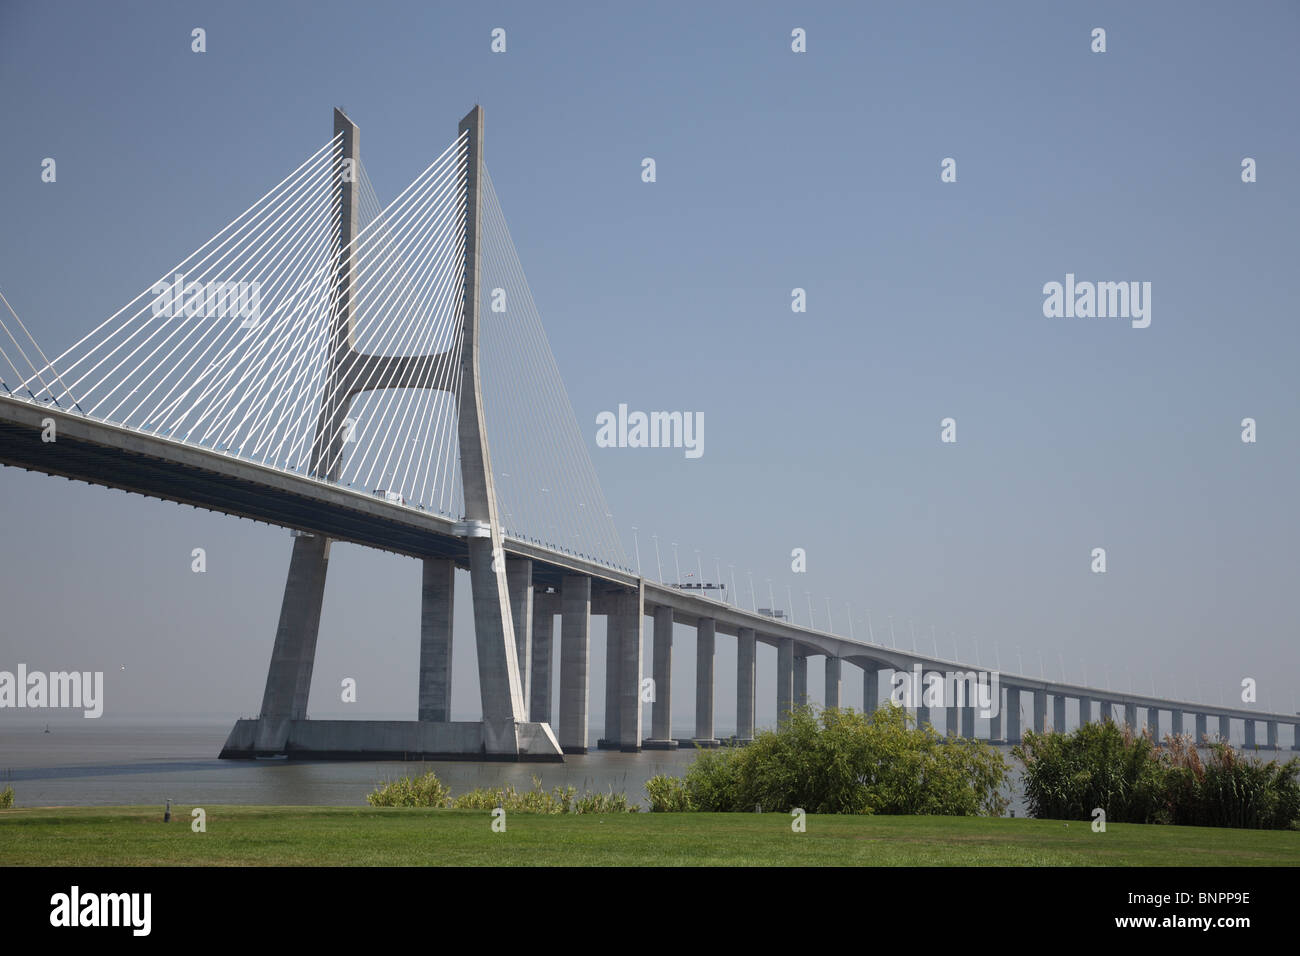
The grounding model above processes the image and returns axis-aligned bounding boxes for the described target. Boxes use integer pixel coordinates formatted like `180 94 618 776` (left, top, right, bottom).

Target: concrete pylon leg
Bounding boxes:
506 558 533 718
693 617 716 744
256 533 332 750
529 594 555 725
1148 708 1160 741
1170 710 1183 736
793 654 808 709
615 585 644 752
418 557 455 722
601 602 622 748
989 688 1003 742
776 638 794 726
945 702 959 737
736 627 756 742
862 667 878 714
1053 695 1066 733
1266 721 1277 750
1033 691 1047 733
1244 720 1256 749
1195 713 1207 742
558 575 590 754
824 656 841 709
1079 696 1092 726
1005 688 1021 744
1218 715 1231 742
646 605 674 747
961 705 976 739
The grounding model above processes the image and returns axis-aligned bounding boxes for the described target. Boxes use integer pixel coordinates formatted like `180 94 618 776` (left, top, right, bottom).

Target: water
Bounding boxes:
0 716 1034 812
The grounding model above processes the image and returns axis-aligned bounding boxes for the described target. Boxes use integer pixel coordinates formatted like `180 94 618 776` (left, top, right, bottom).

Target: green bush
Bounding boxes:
645 773 693 812
1015 723 1300 829
366 771 452 808
651 704 1010 816
0 785 13 809
367 772 636 814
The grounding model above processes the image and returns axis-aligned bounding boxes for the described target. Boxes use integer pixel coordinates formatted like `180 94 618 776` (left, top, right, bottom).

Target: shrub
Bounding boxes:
0 785 13 809
645 773 693 812
1015 723 1300 829
573 789 636 814
366 771 452 808
652 704 1010 816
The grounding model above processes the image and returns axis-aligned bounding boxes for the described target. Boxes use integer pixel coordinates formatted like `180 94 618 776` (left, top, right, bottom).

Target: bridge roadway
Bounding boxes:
3 392 1298 752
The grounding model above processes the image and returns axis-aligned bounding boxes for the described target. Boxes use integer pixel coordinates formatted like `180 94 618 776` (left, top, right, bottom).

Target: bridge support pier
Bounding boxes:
1099 699 1113 723
1218 715 1231 742
418 556 455 722
1171 710 1183 737
599 599 623 749
1266 721 1277 750
614 586 644 752
736 627 755 742
1124 702 1137 731
1195 713 1207 743
1033 690 1047 734
1148 707 1160 741
1078 695 1092 726
558 575 591 754
825 656 841 710
945 702 959 737
793 654 808 709
1244 720 1256 750
961 705 976 739
916 702 931 731
1052 695 1066 733
644 605 676 749
988 688 1003 742
530 591 557 724
1005 688 1021 744
776 639 794 725
862 667 878 714
506 558 534 715
692 617 718 747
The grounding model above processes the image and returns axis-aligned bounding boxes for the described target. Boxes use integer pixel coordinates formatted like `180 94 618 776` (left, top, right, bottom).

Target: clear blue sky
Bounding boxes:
1 1 1297 732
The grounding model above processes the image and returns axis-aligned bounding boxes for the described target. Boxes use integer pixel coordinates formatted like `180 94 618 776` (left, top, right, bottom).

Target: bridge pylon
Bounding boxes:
221 106 562 761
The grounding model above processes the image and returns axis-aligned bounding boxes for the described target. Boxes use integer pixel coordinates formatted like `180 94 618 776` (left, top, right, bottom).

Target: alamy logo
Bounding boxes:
0 665 103 717
150 271 263 328
595 404 704 459
50 886 150 936
1042 274 1151 329
889 665 1000 718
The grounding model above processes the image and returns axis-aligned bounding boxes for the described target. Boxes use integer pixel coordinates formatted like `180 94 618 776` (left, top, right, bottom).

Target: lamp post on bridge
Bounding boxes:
631 526 641 576
672 542 681 586
652 534 663 583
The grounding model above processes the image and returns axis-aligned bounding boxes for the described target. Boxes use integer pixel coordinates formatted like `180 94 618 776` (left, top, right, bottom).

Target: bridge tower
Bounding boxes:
228 107 559 759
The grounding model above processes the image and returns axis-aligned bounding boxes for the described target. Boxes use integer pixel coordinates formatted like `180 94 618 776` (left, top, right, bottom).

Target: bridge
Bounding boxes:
2 106 1296 760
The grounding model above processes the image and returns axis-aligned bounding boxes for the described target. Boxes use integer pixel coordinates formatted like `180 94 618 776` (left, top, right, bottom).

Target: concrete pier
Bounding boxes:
777 638 794 725
862 667 878 714
1052 695 1066 732
1099 699 1113 723
1147 707 1159 741
825 655 841 709
615 585 644 752
417 556 455 722
945 703 959 737
916 703 931 730
1124 702 1137 731
793 654 808 709
599 598 622 748
693 617 718 746
506 558 534 711
529 591 557 724
558 574 591 754
1266 721 1278 750
989 688 1003 742
1078 695 1092 726
961 705 976 739
1006 687 1021 744
645 605 676 749
1170 710 1183 736
1195 713 1207 742
736 627 755 742
1244 719 1256 750
1218 715 1231 742
1033 690 1047 734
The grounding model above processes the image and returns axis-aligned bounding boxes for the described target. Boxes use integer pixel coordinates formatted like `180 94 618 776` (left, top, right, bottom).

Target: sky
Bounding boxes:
0 1 1297 735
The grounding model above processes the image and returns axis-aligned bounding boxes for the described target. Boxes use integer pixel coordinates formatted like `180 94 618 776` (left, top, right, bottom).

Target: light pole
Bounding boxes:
748 571 756 611
631 526 641 576
889 616 897 650
671 542 681 586
805 591 815 630
846 602 854 639
825 596 834 634
652 534 663 583
786 585 794 623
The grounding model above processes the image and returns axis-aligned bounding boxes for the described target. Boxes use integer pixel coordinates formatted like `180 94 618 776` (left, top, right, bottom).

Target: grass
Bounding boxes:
2 806 1298 865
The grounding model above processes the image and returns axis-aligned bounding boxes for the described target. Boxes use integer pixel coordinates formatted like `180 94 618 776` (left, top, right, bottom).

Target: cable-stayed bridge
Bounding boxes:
1 107 1295 760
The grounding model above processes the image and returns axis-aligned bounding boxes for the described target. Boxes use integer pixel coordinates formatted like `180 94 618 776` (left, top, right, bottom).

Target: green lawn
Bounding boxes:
2 806 1298 865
